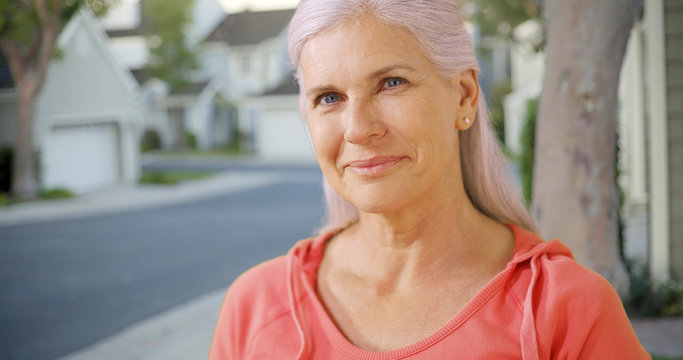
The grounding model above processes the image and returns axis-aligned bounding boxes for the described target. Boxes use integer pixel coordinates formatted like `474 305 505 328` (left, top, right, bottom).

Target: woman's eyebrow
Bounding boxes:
305 64 417 99
367 64 416 80
306 85 338 99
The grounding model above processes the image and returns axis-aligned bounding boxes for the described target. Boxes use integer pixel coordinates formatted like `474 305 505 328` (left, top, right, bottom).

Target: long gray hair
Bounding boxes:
288 0 536 233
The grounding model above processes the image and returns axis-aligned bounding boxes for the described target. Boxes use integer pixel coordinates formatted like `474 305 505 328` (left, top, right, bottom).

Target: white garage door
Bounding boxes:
43 123 120 194
256 110 316 161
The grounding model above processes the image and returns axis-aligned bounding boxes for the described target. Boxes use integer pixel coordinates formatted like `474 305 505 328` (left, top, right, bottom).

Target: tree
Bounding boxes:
532 0 641 294
470 0 540 40
0 0 114 200
142 0 199 92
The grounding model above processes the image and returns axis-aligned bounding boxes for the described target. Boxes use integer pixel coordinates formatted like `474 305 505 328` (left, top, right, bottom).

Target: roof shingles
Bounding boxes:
206 9 295 46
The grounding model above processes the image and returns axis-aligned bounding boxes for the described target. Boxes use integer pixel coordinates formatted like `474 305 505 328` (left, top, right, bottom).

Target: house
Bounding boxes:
203 9 295 99
503 0 683 281
204 8 314 160
101 0 229 151
241 75 315 161
0 8 141 194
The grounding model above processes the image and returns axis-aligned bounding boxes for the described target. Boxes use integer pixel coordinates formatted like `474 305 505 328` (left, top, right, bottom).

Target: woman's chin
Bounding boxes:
345 188 415 215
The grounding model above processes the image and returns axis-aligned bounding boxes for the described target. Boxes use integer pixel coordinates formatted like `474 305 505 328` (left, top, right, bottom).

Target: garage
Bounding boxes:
42 123 121 194
256 110 316 161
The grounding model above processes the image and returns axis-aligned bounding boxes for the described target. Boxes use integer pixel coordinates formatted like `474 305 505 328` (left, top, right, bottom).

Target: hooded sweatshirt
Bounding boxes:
209 224 650 359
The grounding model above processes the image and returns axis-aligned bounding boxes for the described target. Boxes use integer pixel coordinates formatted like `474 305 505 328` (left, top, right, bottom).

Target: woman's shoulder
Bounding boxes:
504 234 648 358
506 225 618 304
222 235 319 316
227 256 289 302
508 236 621 311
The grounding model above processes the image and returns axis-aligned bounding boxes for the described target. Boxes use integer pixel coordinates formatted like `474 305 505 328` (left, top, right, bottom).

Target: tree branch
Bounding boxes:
34 0 49 26
0 38 25 85
33 0 63 90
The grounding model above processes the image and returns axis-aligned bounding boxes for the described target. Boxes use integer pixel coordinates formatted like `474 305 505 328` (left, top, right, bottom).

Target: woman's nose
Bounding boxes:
343 98 387 145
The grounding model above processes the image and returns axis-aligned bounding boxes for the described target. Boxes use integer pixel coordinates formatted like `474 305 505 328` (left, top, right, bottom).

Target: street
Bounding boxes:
0 167 324 360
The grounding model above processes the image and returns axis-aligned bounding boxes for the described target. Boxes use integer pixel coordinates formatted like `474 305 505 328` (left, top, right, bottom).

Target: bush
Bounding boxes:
625 262 683 317
140 129 162 152
489 81 512 144
0 146 12 193
519 98 537 207
185 132 197 150
0 192 9 206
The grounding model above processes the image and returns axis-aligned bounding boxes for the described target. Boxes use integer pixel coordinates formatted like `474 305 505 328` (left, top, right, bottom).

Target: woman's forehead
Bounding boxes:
299 17 431 84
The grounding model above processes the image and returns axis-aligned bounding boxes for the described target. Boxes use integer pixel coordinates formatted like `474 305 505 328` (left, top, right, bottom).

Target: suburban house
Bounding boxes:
241 75 315 161
0 8 141 194
503 0 682 281
102 4 321 161
203 8 307 159
102 0 228 151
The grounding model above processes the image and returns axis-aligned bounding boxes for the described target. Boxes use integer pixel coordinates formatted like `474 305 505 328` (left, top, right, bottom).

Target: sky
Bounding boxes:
217 0 299 13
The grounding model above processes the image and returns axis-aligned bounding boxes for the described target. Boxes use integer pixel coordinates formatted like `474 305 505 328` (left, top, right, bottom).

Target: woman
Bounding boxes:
209 0 650 358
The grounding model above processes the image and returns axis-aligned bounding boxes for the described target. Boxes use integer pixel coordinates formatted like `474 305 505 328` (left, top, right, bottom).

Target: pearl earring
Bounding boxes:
465 118 471 125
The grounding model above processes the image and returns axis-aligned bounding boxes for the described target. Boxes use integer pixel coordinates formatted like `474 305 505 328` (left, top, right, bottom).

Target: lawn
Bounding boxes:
139 170 216 185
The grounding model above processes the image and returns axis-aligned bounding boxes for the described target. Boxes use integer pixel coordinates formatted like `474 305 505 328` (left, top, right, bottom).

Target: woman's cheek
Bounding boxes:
309 118 340 160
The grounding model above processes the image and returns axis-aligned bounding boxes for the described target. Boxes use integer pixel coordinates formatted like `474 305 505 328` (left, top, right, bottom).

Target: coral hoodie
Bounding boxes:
209 225 650 359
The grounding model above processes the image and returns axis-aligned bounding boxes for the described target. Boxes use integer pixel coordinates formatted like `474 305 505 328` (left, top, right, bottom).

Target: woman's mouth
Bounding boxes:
345 156 405 176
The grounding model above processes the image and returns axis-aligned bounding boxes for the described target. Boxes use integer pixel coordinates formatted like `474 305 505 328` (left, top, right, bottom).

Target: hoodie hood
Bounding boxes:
285 224 574 360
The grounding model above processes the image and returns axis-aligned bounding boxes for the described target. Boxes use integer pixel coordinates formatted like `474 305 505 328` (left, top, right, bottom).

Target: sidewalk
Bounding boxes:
0 171 282 227
57 287 228 360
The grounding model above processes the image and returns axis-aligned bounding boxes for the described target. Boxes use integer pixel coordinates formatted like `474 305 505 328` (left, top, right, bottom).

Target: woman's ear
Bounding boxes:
452 69 479 131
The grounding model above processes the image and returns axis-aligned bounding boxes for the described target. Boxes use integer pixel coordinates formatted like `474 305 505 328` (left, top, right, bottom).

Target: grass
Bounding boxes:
40 188 76 200
0 188 76 206
143 143 245 158
139 170 216 185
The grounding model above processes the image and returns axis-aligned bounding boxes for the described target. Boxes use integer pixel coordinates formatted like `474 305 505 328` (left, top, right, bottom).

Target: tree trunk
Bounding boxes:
533 0 640 295
0 1 62 200
11 70 39 200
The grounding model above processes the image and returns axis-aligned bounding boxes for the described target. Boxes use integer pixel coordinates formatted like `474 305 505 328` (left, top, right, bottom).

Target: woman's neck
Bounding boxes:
328 193 513 295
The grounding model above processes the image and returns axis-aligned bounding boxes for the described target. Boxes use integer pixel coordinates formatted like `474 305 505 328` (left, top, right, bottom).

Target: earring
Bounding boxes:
465 117 471 125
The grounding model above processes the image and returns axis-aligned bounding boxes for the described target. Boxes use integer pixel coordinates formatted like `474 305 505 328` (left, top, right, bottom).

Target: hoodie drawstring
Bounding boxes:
521 254 543 360
287 249 308 359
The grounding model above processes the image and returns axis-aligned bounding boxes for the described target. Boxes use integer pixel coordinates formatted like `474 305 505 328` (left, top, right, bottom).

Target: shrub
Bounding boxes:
489 80 512 144
0 146 12 193
624 262 683 317
0 192 9 206
140 129 162 152
519 98 537 207
185 132 197 150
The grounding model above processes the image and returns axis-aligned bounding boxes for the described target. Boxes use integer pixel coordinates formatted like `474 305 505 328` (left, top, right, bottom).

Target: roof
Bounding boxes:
130 68 148 85
105 1 146 38
170 80 211 95
60 8 139 93
262 76 299 96
205 9 295 46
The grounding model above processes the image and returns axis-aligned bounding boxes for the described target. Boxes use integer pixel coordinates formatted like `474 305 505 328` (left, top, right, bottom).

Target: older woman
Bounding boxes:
209 0 650 359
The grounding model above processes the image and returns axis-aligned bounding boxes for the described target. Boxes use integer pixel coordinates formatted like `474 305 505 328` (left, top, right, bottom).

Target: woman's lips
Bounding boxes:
345 156 405 176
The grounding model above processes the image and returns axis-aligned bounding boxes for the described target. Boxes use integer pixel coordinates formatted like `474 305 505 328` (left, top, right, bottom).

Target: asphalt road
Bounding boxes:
0 173 324 360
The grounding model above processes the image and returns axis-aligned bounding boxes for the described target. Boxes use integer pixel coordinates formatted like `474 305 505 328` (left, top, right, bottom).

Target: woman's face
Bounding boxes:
300 16 478 214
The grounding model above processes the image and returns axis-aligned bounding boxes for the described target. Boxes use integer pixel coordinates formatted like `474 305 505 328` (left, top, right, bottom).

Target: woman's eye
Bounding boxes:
319 93 340 105
385 77 405 88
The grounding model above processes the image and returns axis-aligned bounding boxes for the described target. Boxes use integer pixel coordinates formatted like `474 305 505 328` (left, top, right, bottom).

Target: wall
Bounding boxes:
664 0 683 277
